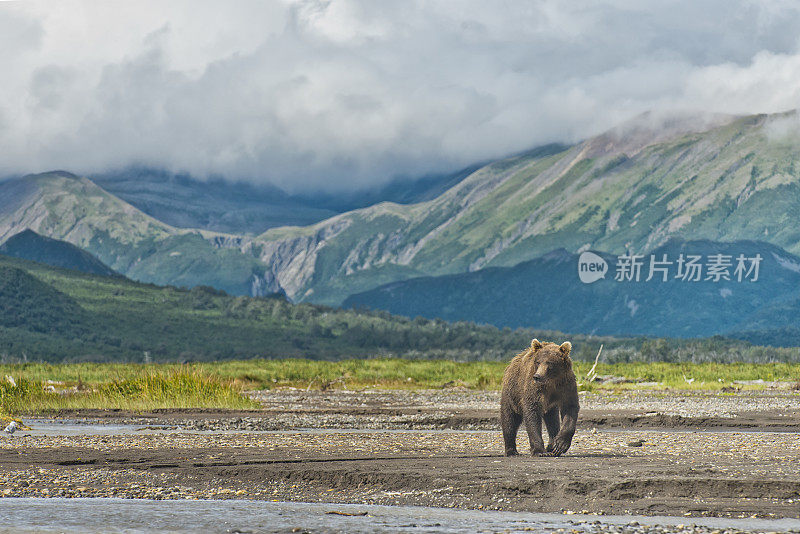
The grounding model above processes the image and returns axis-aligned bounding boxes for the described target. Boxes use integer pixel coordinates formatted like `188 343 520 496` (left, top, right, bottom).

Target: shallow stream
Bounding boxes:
1 498 799 533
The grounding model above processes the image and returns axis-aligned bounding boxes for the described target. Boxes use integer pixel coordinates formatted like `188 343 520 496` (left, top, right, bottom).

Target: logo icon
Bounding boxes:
578 251 608 284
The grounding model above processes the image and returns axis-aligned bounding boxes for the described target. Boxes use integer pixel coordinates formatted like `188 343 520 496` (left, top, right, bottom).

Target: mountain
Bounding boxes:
0 170 172 253
248 110 800 304
0 253 615 363
344 239 800 340
1 253 795 364
92 162 488 235
5 110 800 330
287 158 515 212
92 167 338 235
0 229 117 276
0 264 88 336
314 162 488 209
0 171 271 296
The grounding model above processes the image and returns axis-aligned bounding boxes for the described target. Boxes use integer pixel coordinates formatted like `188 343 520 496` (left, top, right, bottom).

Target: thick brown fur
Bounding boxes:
500 339 579 457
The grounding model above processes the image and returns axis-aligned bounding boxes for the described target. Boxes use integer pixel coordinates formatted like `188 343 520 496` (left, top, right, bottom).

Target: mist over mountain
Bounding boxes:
91 162 488 234
92 167 337 234
287 163 487 214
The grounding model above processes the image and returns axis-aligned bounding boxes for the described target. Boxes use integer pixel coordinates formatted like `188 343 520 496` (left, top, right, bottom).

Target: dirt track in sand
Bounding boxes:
2 389 800 519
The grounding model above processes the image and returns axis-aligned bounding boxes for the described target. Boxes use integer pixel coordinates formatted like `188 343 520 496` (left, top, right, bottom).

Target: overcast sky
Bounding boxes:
2 0 800 193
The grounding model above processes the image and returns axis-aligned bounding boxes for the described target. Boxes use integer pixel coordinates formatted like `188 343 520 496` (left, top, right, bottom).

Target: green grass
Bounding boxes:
0 368 258 415
2 359 798 416
219 359 800 390
576 361 800 391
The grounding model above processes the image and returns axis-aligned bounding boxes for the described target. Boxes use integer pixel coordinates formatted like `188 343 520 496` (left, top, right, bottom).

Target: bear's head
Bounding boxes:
529 339 572 383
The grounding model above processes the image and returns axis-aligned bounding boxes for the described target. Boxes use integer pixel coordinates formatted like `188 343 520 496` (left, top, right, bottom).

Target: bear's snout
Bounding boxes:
533 363 550 382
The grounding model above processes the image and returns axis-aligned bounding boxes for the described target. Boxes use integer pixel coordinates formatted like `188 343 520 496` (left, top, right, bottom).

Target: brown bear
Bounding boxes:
500 339 579 457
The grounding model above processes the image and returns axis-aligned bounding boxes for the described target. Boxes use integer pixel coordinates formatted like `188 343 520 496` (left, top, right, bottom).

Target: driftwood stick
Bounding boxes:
586 344 603 382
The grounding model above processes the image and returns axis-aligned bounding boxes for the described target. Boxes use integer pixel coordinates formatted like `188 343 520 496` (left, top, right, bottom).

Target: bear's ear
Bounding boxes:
530 339 543 351
559 341 572 357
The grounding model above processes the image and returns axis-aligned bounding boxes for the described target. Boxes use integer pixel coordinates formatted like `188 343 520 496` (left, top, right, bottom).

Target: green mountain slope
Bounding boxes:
249 111 800 304
344 239 800 343
0 229 117 276
0 254 618 363
1 254 796 364
0 265 88 336
0 171 170 252
0 172 270 295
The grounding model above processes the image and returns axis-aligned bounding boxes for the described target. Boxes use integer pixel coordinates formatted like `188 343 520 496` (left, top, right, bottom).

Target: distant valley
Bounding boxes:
91 163 482 235
92 167 338 235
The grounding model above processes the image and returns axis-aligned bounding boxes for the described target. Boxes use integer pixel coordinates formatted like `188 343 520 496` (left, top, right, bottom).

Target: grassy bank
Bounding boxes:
0 368 258 415
2 359 799 416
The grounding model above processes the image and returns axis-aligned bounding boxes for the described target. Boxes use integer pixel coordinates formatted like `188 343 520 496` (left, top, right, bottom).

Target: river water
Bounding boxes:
1 498 799 534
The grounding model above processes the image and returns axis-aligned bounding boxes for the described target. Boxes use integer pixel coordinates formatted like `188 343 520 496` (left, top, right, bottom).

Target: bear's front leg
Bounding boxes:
550 401 579 456
543 408 560 453
523 407 547 456
500 401 522 456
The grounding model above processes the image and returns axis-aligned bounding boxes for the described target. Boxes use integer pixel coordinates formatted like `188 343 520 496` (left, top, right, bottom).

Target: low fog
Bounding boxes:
2 0 800 193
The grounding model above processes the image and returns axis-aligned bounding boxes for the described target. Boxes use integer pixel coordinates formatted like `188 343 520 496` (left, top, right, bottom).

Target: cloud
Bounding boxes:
2 0 800 193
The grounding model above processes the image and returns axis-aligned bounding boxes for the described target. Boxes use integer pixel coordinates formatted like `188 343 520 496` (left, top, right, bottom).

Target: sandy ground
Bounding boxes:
2 389 800 522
